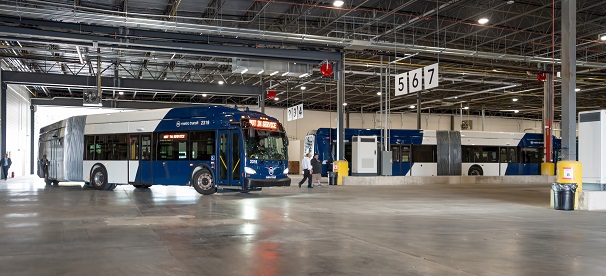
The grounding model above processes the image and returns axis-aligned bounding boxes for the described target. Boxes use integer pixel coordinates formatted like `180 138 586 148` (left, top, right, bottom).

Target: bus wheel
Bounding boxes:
44 178 52 185
52 181 60 186
91 167 110 190
192 169 216 195
468 165 483 176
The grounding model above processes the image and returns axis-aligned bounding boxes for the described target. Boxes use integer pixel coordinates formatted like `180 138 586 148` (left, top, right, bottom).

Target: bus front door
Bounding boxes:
127 134 152 184
217 130 242 187
390 145 411 176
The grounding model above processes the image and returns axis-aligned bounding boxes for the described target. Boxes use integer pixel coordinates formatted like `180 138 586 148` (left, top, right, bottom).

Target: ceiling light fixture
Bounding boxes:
514 110 520 113
301 86 306 90
257 70 264 75
377 92 382 95
202 93 207 97
463 106 469 110
299 73 310 78
333 0 344 7
240 68 249 74
343 103 348 106
410 105 415 109
274 97 279 101
512 98 518 102
270 71 279 76
599 34 606 41
478 18 489 25
281 72 290 76
575 88 580 92
218 80 224 85
118 92 124 95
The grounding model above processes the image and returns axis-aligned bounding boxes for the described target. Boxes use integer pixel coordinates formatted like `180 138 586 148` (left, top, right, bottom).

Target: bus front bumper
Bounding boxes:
244 177 291 189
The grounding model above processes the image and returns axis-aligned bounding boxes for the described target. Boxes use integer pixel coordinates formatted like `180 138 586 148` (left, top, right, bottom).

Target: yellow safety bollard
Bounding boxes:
556 160 582 209
333 160 349 185
541 162 555 176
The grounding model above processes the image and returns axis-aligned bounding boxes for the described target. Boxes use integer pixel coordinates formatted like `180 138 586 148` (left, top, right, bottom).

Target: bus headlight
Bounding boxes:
283 168 289 174
244 167 257 174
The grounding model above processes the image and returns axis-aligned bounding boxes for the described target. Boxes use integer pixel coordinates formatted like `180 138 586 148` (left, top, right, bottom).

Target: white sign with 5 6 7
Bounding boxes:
395 63 439 96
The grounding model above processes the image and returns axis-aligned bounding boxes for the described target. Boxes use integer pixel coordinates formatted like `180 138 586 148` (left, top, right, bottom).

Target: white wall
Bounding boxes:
4 84 32 177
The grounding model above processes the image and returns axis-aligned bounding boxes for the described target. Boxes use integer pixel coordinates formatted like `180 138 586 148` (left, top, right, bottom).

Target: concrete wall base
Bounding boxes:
578 191 606 211
342 175 556 186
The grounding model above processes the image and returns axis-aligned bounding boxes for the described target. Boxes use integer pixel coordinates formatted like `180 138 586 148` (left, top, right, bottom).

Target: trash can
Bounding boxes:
561 184 578 211
551 183 564 210
328 172 337 186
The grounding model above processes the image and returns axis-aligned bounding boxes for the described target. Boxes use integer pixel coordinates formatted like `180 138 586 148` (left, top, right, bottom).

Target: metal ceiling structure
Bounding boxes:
0 0 605 119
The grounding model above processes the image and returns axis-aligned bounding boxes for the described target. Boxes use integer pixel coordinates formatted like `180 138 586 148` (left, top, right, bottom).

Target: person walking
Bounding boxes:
311 153 323 187
298 153 313 188
40 154 49 179
1 153 12 181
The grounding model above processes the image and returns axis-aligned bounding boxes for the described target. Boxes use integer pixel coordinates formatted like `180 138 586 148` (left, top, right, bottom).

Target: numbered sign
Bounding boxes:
292 106 299 120
297 104 304 119
395 72 408 96
424 63 439 89
287 104 304 121
287 107 293 121
408 68 423 93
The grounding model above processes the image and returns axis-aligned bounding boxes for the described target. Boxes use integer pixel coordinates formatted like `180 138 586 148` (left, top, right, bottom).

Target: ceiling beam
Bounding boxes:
1 71 262 96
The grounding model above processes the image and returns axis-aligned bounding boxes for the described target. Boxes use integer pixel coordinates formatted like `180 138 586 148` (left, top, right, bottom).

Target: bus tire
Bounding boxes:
45 178 52 185
468 165 483 176
52 181 60 186
192 169 216 195
90 167 111 190
106 183 117 191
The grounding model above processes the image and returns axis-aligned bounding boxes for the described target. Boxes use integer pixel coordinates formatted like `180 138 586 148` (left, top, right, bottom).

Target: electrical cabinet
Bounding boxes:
352 136 378 176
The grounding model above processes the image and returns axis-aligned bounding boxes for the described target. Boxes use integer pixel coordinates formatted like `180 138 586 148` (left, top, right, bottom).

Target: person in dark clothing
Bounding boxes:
1 153 12 180
311 154 323 187
40 154 49 180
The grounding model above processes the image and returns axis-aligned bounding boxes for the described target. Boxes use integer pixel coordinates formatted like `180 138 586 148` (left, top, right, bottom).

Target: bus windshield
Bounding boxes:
244 128 288 160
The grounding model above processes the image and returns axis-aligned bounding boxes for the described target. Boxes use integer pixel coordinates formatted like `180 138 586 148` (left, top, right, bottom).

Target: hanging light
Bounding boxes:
333 0 344 7
478 18 489 25
218 80 224 85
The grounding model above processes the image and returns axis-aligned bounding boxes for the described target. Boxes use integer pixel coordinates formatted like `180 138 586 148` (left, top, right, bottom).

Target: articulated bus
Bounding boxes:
37 105 291 194
306 128 561 177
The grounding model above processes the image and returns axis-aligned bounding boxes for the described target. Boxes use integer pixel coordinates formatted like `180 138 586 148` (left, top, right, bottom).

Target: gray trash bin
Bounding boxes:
328 172 337 186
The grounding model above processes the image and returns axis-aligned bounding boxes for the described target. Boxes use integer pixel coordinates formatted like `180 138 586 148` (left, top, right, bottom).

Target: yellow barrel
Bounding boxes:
541 162 555 176
333 160 349 185
556 160 582 208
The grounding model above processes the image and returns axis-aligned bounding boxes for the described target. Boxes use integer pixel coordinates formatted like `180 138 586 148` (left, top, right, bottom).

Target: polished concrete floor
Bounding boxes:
1 175 605 275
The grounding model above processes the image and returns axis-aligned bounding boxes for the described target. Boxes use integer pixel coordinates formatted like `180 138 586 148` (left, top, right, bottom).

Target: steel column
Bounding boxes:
417 90 421 129
561 0 577 161
259 76 265 113
543 72 554 162
336 52 345 160
0 71 5 158
30 105 35 174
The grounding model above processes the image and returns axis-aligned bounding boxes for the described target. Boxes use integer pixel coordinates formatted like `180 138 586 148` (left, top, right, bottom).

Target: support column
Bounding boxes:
97 48 102 100
30 105 35 174
561 0 577 160
259 76 265 113
481 108 485 131
416 90 421 129
1 75 6 157
544 72 554 163
336 52 345 160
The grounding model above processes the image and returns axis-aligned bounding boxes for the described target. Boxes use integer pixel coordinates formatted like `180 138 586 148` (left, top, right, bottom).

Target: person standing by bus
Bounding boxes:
298 153 313 188
1 153 12 180
40 154 49 180
311 153 323 187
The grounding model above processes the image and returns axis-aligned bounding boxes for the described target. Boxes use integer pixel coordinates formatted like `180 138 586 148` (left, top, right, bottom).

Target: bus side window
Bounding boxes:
190 131 215 160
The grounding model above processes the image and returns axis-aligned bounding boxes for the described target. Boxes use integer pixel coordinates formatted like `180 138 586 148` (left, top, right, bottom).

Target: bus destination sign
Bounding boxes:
249 119 278 130
162 133 187 140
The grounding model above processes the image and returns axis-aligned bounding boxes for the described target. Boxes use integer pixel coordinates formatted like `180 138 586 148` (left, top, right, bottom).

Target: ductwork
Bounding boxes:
1 4 605 68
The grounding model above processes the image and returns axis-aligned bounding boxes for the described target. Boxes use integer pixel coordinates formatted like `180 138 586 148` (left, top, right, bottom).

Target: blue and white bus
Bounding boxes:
37 105 291 194
306 128 561 177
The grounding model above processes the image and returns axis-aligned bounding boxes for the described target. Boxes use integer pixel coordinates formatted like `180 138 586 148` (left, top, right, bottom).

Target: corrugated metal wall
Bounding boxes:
5 84 31 177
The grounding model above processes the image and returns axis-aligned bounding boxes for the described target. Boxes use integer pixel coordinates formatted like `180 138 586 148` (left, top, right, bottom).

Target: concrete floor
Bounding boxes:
1 175 605 276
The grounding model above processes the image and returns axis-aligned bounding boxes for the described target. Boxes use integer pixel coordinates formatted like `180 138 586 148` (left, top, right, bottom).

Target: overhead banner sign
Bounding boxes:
395 63 439 96
287 104 304 121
